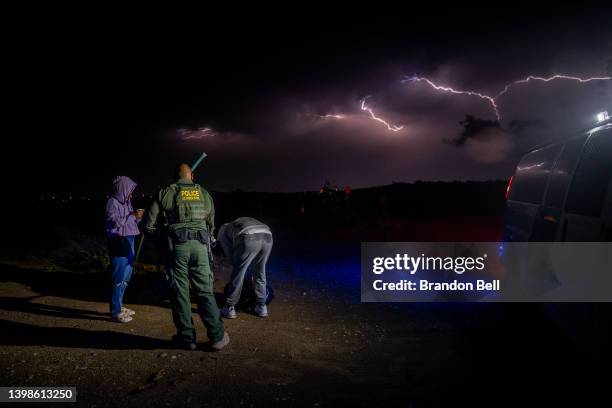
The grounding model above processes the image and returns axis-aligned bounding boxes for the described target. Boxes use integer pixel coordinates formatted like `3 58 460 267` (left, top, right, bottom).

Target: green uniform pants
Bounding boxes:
167 239 224 343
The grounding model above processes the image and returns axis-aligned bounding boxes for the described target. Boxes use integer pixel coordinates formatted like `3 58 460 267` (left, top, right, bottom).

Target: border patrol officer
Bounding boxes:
145 163 229 351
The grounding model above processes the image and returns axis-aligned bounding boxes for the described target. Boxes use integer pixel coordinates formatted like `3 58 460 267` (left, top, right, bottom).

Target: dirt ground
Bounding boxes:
0 258 456 407
1 228 611 407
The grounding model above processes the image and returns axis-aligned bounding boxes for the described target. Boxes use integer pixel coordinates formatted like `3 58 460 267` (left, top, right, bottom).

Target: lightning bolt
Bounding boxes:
495 74 612 98
179 127 216 140
360 97 404 132
319 114 345 119
182 74 610 136
403 76 501 120
400 74 611 123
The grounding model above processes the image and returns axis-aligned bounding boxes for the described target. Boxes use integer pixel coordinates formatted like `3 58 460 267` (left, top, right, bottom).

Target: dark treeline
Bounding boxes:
7 181 506 255
16 181 506 239
213 180 507 229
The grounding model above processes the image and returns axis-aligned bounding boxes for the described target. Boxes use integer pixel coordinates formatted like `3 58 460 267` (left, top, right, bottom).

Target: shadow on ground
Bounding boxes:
0 262 169 306
0 318 171 350
0 295 109 321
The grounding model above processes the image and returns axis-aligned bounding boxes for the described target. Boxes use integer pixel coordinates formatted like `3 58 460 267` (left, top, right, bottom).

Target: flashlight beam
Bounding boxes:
191 152 207 172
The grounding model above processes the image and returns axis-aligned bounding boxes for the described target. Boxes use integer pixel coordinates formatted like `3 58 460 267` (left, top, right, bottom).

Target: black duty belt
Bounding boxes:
172 229 209 244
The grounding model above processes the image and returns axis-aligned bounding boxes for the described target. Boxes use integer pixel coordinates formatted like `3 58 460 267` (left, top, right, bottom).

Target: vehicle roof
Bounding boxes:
526 118 612 154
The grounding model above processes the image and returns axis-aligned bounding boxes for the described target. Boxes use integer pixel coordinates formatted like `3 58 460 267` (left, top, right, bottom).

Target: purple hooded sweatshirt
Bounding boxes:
106 176 141 237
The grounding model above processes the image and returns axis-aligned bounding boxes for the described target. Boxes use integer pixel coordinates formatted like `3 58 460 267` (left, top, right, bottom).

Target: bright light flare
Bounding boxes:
596 111 609 123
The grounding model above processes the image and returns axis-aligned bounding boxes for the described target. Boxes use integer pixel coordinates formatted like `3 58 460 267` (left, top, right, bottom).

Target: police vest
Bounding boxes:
168 183 211 228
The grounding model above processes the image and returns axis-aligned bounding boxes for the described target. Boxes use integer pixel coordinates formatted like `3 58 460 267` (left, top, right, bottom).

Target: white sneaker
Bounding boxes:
111 312 133 323
254 304 268 318
221 305 236 319
121 307 135 316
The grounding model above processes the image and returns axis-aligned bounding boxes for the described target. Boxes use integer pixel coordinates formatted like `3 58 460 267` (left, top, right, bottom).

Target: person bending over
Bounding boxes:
217 217 273 319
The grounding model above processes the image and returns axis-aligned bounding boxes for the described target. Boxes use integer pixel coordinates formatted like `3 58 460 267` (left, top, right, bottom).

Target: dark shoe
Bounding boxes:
172 335 197 351
210 332 230 351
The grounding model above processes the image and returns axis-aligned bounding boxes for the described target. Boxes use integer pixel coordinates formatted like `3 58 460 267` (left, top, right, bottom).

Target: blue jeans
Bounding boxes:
108 235 136 317
225 233 272 307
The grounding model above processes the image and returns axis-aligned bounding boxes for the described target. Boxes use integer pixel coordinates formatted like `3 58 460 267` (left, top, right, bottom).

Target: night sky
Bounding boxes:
8 10 612 195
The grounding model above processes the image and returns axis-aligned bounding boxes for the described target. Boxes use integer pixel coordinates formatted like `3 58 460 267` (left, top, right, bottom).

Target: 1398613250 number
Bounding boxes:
1 387 76 402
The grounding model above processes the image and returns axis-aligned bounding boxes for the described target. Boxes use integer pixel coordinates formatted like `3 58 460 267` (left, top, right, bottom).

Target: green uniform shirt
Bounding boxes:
146 179 215 234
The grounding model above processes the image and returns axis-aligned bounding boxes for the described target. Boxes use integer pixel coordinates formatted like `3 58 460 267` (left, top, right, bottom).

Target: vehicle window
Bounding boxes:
544 136 587 208
565 129 612 217
509 144 561 204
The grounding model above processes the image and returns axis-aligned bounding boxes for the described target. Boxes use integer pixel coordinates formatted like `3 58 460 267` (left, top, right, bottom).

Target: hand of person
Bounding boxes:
133 209 145 219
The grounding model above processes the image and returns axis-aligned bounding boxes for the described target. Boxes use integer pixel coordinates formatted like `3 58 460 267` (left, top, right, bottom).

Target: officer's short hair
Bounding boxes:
176 163 192 180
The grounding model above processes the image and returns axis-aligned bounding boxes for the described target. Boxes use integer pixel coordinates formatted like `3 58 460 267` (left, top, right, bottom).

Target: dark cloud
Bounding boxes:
446 116 503 147
440 116 515 164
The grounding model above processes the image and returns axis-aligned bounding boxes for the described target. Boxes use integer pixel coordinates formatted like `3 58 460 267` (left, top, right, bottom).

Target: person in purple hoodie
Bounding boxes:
106 176 143 323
